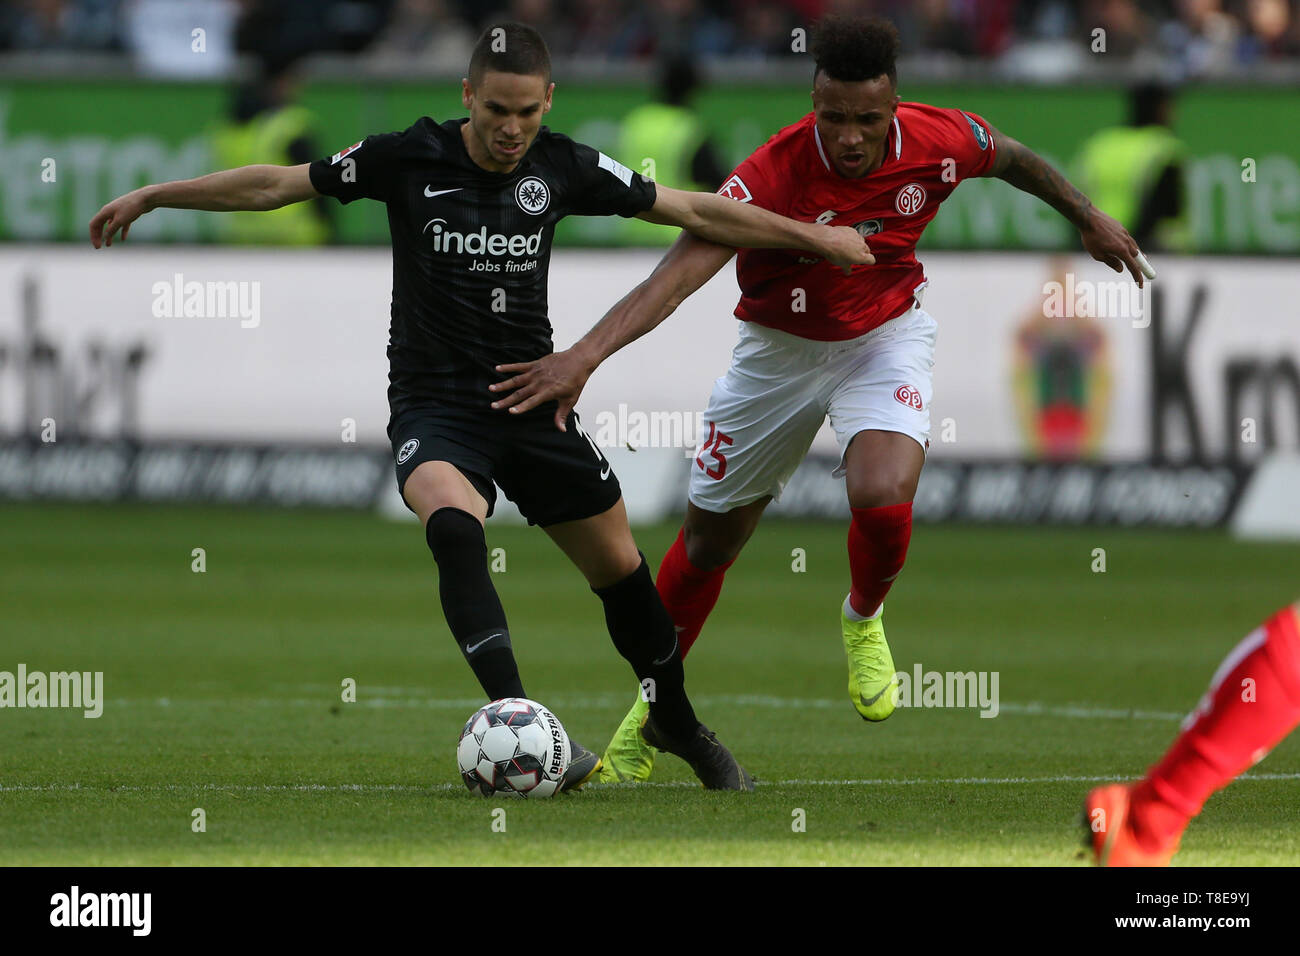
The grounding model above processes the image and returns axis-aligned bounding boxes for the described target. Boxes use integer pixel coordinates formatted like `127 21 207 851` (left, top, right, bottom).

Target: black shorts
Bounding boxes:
388 405 622 527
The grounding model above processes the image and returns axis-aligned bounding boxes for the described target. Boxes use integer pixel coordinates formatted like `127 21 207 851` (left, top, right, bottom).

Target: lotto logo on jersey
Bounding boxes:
895 183 927 216
330 141 363 165
895 384 924 410
718 175 753 203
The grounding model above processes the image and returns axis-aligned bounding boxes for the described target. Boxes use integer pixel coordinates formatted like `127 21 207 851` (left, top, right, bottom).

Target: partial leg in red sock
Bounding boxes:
846 502 913 618
655 527 735 659
1129 604 1300 851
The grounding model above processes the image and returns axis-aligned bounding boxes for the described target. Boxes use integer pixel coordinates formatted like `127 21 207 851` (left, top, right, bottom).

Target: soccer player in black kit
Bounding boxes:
89 23 872 791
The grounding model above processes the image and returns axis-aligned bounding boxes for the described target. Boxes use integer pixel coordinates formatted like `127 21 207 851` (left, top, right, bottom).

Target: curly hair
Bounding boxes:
810 15 900 85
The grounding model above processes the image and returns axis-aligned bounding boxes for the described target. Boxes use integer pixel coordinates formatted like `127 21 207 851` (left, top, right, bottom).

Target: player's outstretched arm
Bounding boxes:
640 185 874 274
984 127 1152 286
89 164 319 248
491 232 736 430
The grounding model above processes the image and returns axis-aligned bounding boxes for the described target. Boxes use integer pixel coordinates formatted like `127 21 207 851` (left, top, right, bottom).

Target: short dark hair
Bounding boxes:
660 54 700 107
1130 81 1172 126
811 15 900 86
468 22 552 86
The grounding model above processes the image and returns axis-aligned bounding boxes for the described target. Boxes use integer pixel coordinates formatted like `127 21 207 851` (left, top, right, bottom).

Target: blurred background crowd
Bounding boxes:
0 2 1294 505
2 0 1299 77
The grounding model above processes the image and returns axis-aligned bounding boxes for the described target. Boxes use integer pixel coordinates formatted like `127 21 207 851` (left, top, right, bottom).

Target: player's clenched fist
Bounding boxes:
89 189 152 248
819 224 875 274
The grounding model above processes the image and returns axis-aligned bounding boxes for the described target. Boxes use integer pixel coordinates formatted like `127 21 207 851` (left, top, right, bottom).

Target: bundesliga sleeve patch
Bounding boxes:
718 175 752 202
596 151 633 187
962 113 990 151
330 141 363 165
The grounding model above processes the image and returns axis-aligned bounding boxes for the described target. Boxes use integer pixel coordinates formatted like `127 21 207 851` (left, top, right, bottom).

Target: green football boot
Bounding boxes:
597 692 655 783
843 598 899 721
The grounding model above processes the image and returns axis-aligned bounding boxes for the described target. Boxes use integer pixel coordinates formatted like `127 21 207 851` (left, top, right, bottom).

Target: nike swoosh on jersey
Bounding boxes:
424 186 463 198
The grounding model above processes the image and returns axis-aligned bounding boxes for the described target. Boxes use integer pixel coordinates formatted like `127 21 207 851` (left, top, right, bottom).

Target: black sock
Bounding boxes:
426 507 525 701
593 554 698 740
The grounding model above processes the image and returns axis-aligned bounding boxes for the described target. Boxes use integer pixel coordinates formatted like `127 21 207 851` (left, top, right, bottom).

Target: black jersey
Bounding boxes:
309 117 658 418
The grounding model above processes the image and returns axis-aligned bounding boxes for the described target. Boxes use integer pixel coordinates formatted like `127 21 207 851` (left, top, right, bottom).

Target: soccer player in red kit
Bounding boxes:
1086 603 1300 865
490 15 1152 782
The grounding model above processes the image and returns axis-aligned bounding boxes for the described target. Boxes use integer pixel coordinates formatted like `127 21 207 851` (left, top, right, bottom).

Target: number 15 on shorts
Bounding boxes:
696 421 733 480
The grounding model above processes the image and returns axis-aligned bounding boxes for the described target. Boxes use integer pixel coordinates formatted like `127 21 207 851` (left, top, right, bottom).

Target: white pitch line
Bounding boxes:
761 774 1300 786
110 695 1187 722
0 783 435 794
996 701 1184 721
3 773 1297 794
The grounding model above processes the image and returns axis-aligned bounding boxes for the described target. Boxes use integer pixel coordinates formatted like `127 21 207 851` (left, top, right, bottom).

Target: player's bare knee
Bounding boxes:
581 543 643 590
847 475 915 510
604 532 646 585
615 548 645 583
682 526 742 571
404 461 486 525
404 477 449 525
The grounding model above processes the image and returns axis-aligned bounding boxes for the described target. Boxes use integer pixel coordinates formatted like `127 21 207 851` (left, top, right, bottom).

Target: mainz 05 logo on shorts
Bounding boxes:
895 183 927 216
515 177 550 215
397 438 420 464
895 384 924 410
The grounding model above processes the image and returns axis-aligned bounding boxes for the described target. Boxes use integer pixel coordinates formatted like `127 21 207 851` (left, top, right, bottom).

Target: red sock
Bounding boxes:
1129 604 1300 850
655 527 734 659
846 502 913 618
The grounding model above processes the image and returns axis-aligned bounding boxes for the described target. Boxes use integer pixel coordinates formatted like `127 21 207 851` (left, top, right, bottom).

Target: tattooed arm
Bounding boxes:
985 126 1149 286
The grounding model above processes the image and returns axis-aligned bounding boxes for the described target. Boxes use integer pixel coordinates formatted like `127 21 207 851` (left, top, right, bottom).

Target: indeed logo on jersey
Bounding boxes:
423 218 545 257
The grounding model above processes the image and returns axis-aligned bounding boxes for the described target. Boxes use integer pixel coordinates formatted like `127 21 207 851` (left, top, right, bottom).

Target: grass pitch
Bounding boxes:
2 503 1298 865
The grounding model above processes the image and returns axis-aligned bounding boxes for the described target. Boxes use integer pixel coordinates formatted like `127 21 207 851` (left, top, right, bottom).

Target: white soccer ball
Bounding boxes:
456 698 571 798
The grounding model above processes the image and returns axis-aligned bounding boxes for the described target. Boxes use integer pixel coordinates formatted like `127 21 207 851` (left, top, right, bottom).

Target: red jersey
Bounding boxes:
719 102 997 341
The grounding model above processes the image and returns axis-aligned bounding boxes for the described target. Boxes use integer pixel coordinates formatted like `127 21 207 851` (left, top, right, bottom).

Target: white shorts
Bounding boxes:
688 303 937 514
